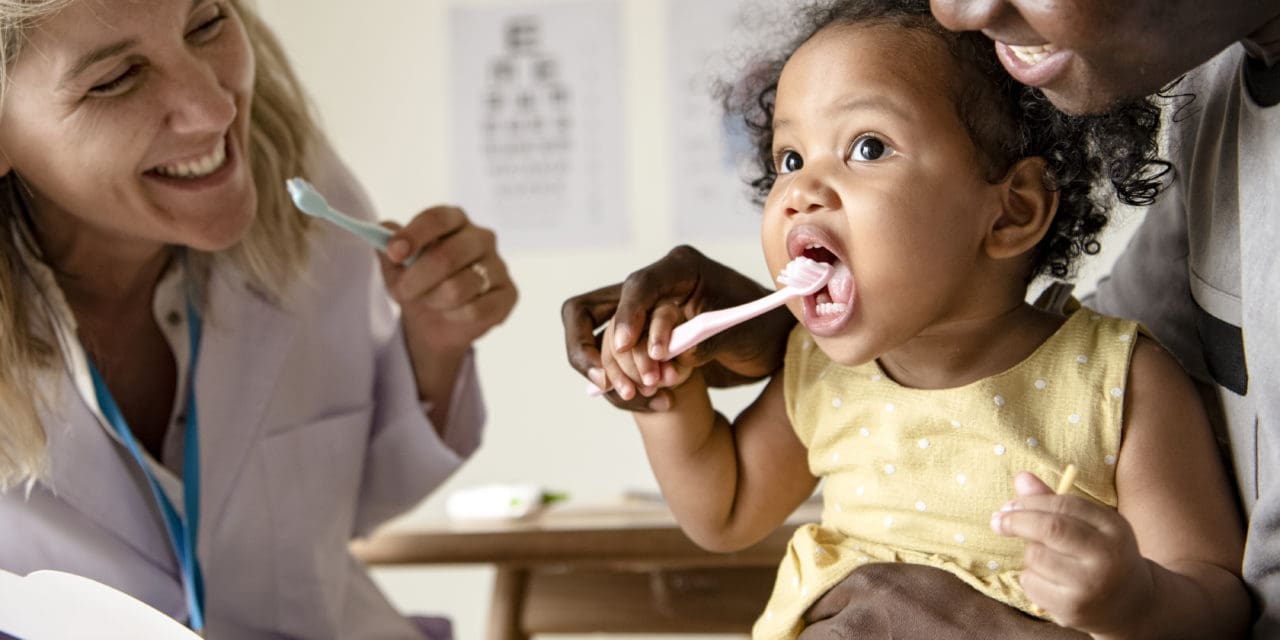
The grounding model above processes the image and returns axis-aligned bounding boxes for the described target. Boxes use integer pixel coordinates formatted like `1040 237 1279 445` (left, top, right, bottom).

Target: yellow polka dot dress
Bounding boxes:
753 307 1139 639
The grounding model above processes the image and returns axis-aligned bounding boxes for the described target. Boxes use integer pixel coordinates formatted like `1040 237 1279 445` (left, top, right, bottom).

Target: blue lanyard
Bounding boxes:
87 296 205 633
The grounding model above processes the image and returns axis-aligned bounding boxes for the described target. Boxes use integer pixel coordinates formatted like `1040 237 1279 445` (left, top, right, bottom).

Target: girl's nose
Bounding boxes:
784 169 840 217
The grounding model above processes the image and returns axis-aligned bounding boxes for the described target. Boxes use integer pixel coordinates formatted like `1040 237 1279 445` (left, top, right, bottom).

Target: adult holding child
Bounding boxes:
0 0 515 638
563 0 1279 635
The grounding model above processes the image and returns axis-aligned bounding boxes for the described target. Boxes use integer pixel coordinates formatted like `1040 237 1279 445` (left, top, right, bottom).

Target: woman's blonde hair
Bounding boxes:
0 0 318 489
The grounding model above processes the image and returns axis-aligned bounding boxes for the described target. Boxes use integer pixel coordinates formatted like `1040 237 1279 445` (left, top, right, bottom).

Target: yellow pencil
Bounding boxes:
1055 463 1078 495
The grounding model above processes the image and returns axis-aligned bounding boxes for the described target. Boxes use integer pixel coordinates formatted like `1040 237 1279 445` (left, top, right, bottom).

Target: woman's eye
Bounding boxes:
187 8 227 41
777 150 804 174
850 136 894 162
88 65 143 96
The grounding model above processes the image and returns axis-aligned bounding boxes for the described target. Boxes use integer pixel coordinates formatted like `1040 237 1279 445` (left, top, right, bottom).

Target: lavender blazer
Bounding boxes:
0 148 484 639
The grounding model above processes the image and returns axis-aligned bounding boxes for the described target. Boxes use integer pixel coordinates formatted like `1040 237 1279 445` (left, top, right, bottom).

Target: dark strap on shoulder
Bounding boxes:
1245 54 1280 107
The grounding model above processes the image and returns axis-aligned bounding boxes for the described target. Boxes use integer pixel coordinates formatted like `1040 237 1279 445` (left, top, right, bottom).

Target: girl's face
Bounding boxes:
0 0 257 255
761 22 1007 367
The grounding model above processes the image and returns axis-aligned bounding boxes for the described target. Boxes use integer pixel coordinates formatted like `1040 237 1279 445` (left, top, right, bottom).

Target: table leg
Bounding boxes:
487 565 530 640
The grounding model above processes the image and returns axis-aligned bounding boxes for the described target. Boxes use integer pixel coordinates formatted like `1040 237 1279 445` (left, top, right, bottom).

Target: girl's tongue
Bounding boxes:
808 260 854 319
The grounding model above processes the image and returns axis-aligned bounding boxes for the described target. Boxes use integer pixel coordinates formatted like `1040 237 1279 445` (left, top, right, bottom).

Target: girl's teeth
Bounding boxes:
1008 43 1058 66
155 143 227 179
812 292 847 317
816 302 848 317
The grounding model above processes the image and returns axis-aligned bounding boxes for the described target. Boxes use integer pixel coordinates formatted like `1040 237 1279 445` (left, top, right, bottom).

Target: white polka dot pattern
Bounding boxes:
768 308 1135 631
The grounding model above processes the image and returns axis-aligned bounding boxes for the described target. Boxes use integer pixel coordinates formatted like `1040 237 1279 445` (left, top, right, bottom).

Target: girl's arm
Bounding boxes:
635 370 818 552
993 336 1249 639
1105 336 1250 638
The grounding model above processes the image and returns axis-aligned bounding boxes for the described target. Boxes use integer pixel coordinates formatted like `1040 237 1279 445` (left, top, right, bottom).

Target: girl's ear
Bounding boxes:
985 157 1058 260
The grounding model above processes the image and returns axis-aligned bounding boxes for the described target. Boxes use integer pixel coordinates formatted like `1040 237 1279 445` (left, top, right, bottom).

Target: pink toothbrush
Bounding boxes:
587 256 833 397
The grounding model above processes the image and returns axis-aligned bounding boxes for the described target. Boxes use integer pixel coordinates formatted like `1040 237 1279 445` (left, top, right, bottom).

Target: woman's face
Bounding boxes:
0 0 257 254
761 23 1008 367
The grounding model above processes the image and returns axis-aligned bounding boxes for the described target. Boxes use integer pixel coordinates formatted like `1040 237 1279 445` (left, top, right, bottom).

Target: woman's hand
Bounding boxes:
991 472 1153 636
379 206 517 421
561 245 795 411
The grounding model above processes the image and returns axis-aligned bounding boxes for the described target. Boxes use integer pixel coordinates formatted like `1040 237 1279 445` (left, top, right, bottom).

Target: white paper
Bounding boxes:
450 1 627 250
666 0 778 241
0 570 200 639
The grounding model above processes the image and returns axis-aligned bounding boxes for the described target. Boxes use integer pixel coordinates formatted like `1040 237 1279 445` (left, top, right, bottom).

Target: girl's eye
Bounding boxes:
776 150 804 174
850 135 894 162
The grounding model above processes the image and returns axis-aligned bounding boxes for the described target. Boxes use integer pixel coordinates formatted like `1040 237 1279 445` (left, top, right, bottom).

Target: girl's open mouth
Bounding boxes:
794 241 855 334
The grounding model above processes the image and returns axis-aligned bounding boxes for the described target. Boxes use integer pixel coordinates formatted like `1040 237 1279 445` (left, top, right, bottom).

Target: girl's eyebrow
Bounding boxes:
827 95 914 122
773 95 915 132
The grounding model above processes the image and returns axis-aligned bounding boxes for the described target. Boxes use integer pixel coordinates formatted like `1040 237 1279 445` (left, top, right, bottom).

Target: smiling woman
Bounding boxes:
0 1 515 638
0 0 313 495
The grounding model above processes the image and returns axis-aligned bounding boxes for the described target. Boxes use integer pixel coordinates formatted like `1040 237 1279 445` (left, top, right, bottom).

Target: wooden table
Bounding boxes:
351 497 821 639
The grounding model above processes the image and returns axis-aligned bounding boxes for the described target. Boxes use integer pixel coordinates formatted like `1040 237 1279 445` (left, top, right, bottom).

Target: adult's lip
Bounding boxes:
144 133 238 189
993 40 1073 88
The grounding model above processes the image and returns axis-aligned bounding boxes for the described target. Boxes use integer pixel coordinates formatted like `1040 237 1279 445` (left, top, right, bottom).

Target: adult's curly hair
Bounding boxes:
722 0 1171 281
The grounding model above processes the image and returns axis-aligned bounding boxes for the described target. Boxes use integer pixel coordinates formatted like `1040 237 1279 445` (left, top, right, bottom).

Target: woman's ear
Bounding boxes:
985 157 1057 260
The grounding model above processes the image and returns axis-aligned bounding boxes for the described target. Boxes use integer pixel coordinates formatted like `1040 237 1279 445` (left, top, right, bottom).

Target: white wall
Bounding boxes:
254 1 1140 638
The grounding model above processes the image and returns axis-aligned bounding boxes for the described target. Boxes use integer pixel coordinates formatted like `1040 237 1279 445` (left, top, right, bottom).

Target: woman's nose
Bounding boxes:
163 62 237 136
929 0 1009 34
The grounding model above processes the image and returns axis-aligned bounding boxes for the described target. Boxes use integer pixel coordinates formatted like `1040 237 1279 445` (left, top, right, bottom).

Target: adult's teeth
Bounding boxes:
1007 43 1058 66
155 143 226 178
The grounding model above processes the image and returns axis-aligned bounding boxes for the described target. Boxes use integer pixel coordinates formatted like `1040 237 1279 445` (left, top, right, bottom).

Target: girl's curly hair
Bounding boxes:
723 0 1171 281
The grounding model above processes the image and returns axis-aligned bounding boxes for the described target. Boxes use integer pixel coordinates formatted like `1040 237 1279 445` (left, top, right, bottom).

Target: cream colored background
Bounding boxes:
256 1 1140 638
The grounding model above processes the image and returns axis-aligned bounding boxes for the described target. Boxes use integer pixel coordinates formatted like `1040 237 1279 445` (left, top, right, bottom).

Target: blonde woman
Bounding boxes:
0 1 516 638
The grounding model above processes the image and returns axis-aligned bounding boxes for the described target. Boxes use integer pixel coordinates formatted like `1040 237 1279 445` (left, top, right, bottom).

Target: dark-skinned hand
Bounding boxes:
797 563 1088 639
561 245 796 411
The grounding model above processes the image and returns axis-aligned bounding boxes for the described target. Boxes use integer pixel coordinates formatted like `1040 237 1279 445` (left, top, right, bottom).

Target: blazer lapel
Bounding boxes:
195 266 297 552
43 373 176 571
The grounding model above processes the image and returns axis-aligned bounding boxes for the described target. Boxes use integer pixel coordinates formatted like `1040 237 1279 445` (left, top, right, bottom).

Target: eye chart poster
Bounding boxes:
666 0 780 241
450 1 626 250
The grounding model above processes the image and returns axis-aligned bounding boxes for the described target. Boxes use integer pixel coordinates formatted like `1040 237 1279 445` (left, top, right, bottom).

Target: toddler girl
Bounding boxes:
596 0 1249 637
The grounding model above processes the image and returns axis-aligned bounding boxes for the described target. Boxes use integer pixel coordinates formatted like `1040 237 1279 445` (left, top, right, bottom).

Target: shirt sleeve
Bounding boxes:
306 136 487 536
1085 179 1212 384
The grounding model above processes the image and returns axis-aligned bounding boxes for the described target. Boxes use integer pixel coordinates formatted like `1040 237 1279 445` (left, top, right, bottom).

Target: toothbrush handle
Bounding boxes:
583 287 795 397
664 287 796 359
319 209 393 251
320 209 423 266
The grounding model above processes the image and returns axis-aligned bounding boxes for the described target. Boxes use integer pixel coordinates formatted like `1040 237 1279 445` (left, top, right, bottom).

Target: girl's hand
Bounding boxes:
562 245 795 411
990 472 1153 637
597 306 693 408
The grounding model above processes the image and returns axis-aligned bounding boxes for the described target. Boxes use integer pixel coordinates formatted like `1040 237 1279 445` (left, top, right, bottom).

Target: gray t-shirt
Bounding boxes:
1091 43 1280 634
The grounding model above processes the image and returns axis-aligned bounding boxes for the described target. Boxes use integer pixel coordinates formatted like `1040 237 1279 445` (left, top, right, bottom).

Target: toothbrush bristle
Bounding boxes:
777 257 832 291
